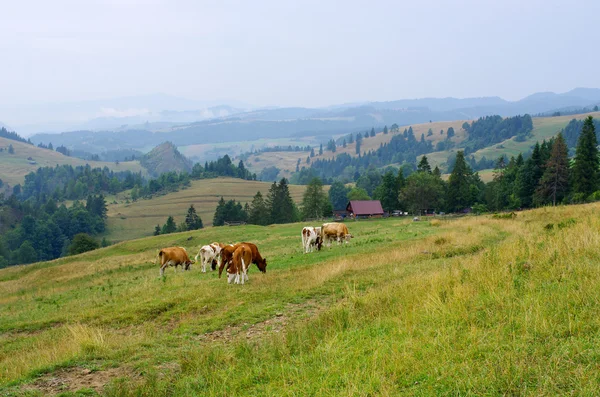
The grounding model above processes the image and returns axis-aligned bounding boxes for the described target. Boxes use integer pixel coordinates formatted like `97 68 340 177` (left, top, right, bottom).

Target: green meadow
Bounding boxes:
2 203 600 395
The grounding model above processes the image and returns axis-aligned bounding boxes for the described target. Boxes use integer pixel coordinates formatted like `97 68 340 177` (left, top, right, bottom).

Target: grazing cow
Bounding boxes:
194 242 224 272
218 242 267 278
228 244 252 284
321 222 354 246
301 226 322 253
157 246 194 276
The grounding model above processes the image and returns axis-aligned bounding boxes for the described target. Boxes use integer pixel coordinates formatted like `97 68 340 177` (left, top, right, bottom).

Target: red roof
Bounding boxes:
346 200 384 215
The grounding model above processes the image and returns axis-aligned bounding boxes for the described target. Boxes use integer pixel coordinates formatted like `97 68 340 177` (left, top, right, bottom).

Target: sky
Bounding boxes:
1 0 599 110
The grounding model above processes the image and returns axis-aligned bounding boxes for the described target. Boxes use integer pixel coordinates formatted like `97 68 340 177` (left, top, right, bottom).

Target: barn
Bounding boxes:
346 200 385 218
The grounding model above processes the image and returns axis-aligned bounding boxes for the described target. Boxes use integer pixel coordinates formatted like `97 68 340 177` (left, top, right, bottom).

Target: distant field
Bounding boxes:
245 120 470 176
3 203 600 395
0 137 147 187
429 112 600 173
105 177 310 242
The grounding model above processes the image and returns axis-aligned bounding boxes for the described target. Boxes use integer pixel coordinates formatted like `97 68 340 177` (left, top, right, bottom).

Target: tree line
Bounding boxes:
0 194 108 267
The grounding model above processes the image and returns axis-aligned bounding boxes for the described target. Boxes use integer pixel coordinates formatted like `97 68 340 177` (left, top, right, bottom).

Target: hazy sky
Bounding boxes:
1 0 599 108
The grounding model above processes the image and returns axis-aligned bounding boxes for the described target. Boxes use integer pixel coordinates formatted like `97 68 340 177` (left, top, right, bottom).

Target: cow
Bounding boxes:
194 242 224 273
227 244 252 284
301 226 322 253
321 222 354 247
157 246 195 276
218 242 267 279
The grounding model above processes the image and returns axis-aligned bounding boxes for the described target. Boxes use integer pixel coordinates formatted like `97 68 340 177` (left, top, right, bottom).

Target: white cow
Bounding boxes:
194 242 224 273
301 226 322 253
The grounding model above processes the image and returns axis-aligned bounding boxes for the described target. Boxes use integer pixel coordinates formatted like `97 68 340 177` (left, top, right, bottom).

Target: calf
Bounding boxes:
157 246 194 276
194 242 224 272
301 226 322 253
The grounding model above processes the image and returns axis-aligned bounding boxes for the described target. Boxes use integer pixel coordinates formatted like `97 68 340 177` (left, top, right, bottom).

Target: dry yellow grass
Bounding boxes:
0 137 147 186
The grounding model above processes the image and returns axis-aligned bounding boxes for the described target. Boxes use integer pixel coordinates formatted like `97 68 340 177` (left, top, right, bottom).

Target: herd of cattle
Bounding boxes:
156 222 353 284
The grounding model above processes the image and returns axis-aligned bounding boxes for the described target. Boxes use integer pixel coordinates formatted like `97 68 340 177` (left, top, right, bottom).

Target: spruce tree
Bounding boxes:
185 204 203 230
417 155 432 173
572 116 599 197
153 224 161 236
249 191 270 225
301 177 328 219
373 170 400 212
319 144 323 155
447 151 473 212
161 216 177 234
213 197 226 226
535 133 569 206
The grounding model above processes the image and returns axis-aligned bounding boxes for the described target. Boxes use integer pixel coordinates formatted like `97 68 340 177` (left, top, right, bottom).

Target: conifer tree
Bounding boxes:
572 116 599 197
249 191 270 225
161 216 177 234
417 155 432 173
185 204 203 230
535 133 569 206
301 178 328 219
447 151 473 212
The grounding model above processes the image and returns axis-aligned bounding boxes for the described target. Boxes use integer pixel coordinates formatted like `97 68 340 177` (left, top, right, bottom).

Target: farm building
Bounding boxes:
346 200 384 218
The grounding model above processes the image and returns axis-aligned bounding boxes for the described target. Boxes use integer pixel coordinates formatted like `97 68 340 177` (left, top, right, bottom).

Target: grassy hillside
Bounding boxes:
105 177 309 242
428 111 600 180
2 203 600 395
245 120 468 177
0 137 147 187
245 113 600 182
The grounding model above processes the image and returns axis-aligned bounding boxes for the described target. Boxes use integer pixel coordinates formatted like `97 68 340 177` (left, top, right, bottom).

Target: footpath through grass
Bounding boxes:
2 205 600 395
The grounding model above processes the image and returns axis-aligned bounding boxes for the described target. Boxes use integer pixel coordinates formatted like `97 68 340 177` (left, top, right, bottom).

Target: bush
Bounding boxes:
68 233 99 256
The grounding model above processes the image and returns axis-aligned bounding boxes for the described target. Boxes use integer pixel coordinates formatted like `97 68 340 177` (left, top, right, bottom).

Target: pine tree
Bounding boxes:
213 197 226 226
355 133 362 155
301 177 328 219
370 127 376 137
535 133 569 206
373 171 400 212
161 216 177 234
310 148 315 157
516 143 543 208
572 116 599 197
383 125 388 135
417 155 432 173
8 144 14 154
319 144 323 155
185 204 203 230
447 151 473 212
249 191 270 225
153 224 161 235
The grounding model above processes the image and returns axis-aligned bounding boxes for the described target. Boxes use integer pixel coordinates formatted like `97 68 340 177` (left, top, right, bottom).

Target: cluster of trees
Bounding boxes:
154 204 203 235
17 165 144 201
254 145 312 153
0 127 32 144
462 115 533 154
561 117 600 150
194 155 256 180
307 127 432 183
213 178 301 226
536 105 599 117
0 194 108 267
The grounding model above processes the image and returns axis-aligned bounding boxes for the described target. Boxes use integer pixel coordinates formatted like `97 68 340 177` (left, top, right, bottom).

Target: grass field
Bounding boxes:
0 137 147 187
104 178 310 242
2 203 600 395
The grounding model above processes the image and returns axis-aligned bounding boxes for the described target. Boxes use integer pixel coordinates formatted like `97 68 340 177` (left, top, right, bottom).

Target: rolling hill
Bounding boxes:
2 203 600 395
104 177 311 242
246 112 600 182
0 137 147 187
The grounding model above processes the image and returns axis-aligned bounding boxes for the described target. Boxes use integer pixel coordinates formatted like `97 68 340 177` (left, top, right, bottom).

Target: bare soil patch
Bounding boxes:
24 366 134 396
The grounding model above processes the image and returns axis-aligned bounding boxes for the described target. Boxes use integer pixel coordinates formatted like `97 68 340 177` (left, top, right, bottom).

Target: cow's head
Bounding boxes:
184 259 195 271
256 258 267 273
345 234 354 242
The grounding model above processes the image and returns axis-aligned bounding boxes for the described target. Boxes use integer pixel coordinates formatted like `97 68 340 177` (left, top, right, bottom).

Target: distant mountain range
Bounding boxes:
24 88 600 160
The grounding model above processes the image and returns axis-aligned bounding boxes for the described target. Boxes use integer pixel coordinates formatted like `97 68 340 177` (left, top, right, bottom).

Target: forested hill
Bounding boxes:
140 141 193 177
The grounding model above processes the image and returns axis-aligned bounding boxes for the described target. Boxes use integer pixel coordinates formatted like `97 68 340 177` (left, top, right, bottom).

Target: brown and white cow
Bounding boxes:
228 244 252 284
218 242 267 279
195 242 225 273
301 226 322 253
157 246 195 276
321 222 354 246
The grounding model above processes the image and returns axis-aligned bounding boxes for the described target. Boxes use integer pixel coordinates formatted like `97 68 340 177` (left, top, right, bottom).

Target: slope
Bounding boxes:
105 177 310 242
139 141 193 176
2 204 600 395
0 137 147 187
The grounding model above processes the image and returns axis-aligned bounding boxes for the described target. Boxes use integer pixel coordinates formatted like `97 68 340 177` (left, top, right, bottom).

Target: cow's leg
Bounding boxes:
228 272 236 284
160 264 166 277
240 258 246 285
